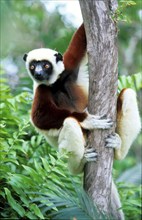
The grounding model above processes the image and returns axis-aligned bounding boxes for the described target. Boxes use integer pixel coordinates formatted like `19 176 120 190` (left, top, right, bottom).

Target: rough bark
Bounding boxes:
79 0 119 218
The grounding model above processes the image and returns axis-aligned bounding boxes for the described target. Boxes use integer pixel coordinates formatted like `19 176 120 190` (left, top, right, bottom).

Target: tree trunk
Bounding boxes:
79 0 121 218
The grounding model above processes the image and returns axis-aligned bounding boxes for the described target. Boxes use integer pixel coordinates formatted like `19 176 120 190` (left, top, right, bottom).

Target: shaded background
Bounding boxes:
1 0 142 89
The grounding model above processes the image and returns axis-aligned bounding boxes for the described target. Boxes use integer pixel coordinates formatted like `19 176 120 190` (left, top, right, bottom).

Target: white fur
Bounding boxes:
33 81 39 95
37 129 59 149
58 117 86 174
115 89 141 160
26 48 65 85
30 116 60 148
76 54 89 95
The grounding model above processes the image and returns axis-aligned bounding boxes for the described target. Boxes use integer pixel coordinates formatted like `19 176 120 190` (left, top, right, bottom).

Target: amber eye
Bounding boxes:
30 65 35 70
45 64 49 69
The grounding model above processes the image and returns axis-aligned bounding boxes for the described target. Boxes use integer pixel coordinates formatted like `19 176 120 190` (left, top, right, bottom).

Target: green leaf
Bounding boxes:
30 203 44 219
118 72 142 91
34 159 46 176
52 167 66 178
41 157 50 172
22 165 42 182
49 154 56 165
4 188 25 217
26 211 38 219
12 186 29 207
133 72 142 90
3 158 19 165
9 174 35 189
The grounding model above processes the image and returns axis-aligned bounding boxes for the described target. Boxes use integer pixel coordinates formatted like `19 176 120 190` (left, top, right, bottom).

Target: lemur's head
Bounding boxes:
23 48 64 85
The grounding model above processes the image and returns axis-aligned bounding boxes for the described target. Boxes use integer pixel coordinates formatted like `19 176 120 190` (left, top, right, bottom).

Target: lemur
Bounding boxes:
23 24 141 175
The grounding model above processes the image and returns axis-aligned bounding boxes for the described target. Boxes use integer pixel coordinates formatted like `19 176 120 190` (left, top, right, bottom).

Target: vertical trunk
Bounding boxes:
79 0 121 218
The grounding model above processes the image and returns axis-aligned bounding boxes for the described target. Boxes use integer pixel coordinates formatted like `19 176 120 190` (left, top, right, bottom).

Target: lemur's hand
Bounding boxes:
83 148 98 163
105 133 121 149
80 114 113 130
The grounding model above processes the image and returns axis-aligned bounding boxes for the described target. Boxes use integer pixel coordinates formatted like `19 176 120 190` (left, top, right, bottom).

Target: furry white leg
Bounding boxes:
36 128 60 149
80 114 113 130
58 117 86 174
115 88 141 160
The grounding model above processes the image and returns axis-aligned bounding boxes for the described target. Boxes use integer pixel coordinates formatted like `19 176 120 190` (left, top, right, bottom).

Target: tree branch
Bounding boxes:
79 0 119 217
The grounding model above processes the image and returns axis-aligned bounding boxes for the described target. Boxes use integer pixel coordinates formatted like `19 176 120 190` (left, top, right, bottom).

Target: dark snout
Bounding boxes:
34 70 44 80
34 66 46 81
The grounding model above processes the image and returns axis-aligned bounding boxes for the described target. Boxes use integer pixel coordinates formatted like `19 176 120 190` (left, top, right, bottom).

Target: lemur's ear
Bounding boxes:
54 53 63 63
23 53 28 61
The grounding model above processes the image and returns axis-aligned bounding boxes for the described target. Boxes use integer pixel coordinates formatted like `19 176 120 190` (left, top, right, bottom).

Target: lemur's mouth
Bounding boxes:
34 73 49 81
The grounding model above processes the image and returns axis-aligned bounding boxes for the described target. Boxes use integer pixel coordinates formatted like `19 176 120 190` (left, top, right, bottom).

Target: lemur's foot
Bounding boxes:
105 133 121 149
84 148 98 162
80 114 113 130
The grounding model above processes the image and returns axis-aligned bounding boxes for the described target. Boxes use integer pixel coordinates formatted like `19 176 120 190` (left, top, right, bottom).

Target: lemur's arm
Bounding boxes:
63 24 86 71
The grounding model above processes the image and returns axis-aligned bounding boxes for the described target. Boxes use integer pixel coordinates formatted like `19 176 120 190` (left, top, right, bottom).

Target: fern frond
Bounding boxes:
30 183 111 220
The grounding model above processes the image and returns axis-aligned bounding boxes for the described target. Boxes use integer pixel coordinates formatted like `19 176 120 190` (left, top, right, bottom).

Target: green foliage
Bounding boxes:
113 0 137 22
30 185 110 220
117 183 141 220
116 0 142 75
118 72 142 92
117 163 141 184
116 164 142 219
4 188 25 217
0 78 31 180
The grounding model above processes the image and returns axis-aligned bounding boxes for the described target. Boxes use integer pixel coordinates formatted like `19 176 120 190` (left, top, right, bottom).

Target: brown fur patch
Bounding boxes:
31 85 87 130
63 24 86 70
117 88 127 113
55 83 88 112
71 84 88 112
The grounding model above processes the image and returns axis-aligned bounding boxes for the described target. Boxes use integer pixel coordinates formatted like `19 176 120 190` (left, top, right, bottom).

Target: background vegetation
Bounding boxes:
0 0 141 219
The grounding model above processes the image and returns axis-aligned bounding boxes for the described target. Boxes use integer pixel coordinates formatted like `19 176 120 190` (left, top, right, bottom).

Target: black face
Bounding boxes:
29 60 53 81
